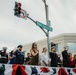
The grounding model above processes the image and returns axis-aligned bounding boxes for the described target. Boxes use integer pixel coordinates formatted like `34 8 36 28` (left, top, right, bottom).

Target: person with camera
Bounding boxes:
0 47 8 64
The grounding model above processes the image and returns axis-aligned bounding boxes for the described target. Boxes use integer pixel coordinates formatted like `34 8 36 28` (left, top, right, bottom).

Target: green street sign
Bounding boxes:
36 21 53 31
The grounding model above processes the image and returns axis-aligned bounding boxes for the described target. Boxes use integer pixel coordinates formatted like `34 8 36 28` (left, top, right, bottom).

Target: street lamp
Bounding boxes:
42 0 51 57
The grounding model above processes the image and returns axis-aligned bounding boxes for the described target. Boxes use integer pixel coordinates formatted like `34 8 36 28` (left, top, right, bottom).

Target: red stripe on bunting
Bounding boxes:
12 64 18 75
58 68 68 75
40 67 50 73
73 68 76 73
20 66 28 75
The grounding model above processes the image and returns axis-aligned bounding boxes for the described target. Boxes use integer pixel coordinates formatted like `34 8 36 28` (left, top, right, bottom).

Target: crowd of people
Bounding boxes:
0 42 76 68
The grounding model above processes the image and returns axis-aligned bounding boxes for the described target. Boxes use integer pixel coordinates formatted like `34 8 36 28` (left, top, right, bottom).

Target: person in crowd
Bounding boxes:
0 47 8 63
7 52 11 64
69 52 73 67
8 50 15 64
72 54 76 68
13 45 24 64
49 47 58 67
57 54 62 67
30 42 39 65
40 47 50 66
62 47 70 67
25 53 31 65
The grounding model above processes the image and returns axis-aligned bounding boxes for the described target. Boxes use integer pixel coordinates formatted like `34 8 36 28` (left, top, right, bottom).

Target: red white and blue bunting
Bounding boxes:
0 64 76 75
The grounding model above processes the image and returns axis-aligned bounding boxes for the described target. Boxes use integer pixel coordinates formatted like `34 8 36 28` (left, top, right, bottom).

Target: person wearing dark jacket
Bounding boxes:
62 47 70 67
14 45 24 64
25 53 31 65
49 47 58 67
8 50 15 64
0 47 8 64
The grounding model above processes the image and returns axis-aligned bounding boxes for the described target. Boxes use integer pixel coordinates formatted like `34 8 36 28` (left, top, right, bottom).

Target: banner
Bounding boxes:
0 64 76 75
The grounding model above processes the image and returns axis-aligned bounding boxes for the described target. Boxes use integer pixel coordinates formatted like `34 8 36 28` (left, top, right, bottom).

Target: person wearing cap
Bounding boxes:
13 45 24 64
62 47 70 67
0 47 8 63
49 47 58 67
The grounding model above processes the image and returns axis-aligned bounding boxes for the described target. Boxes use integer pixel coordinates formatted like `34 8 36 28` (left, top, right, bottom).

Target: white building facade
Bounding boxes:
23 33 76 56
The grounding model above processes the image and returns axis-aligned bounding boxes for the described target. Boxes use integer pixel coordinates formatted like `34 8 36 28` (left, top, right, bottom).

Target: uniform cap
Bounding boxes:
17 45 23 48
2 47 7 50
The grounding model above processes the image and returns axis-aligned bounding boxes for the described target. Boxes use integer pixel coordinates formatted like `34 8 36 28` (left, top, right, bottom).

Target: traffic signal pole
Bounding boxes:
27 16 48 36
14 1 51 57
42 0 51 57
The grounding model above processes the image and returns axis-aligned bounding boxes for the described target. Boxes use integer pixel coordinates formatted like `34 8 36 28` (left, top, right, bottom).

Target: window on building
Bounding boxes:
67 43 76 50
56 43 62 51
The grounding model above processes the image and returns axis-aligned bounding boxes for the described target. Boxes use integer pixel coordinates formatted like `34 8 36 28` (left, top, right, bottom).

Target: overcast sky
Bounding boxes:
0 0 76 52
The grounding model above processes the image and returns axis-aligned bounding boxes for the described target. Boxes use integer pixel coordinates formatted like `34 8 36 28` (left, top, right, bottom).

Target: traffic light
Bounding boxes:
14 2 22 17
